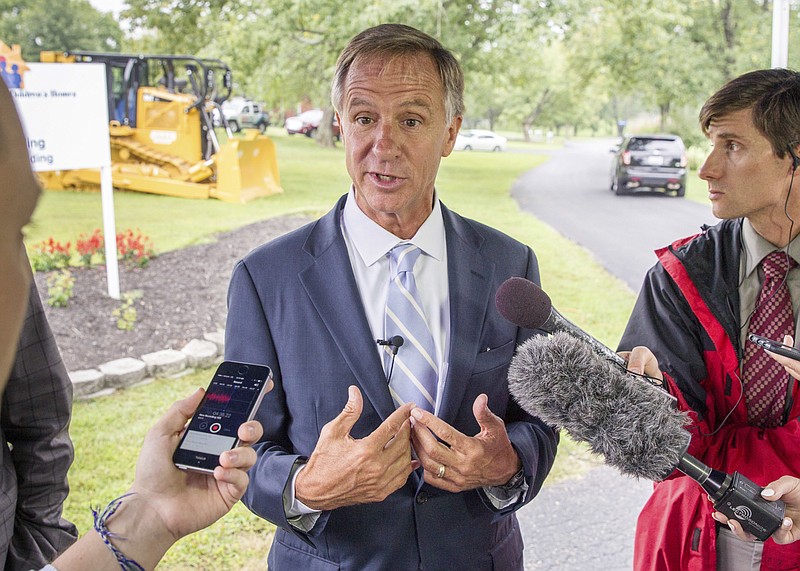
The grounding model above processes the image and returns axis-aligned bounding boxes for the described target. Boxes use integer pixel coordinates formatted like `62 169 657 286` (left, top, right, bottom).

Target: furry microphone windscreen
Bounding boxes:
508 331 690 481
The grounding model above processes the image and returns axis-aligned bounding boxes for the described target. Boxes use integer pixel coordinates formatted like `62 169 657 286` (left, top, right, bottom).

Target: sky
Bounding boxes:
87 0 126 15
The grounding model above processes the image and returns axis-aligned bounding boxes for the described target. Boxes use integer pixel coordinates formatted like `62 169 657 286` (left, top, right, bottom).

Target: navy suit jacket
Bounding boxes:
226 196 558 571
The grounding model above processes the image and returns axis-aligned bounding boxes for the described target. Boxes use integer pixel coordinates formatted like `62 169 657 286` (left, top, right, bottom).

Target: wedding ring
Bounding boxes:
437 464 446 478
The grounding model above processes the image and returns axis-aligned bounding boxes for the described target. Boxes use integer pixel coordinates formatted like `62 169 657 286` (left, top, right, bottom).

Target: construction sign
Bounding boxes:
2 41 119 298
2 45 111 172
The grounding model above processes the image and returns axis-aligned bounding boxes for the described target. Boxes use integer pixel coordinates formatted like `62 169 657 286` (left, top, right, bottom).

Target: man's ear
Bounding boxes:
336 112 345 144
442 115 463 157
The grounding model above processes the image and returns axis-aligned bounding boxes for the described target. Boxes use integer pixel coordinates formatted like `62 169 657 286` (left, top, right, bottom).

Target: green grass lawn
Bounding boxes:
48 132 633 569
685 169 711 206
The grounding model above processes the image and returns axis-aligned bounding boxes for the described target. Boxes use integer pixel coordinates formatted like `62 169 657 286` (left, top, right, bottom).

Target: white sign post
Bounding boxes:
10 63 120 299
772 0 790 68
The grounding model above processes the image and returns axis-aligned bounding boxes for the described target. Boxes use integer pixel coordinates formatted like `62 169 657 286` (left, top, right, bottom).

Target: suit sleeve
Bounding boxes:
224 260 331 541
1 281 77 568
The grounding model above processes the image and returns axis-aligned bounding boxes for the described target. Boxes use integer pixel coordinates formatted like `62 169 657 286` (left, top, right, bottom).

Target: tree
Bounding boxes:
0 0 122 60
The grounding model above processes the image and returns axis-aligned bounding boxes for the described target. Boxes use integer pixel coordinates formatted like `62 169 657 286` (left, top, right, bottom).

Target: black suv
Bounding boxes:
610 134 687 197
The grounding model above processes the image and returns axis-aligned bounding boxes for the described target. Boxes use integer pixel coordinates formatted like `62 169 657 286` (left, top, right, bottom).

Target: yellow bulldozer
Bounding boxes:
37 51 281 203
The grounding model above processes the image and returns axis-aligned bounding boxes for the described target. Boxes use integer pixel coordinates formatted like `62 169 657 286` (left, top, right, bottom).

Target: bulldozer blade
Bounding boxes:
211 130 282 203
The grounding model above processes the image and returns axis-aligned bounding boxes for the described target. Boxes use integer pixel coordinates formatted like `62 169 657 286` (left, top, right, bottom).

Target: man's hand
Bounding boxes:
712 475 800 545
409 394 520 492
295 385 416 511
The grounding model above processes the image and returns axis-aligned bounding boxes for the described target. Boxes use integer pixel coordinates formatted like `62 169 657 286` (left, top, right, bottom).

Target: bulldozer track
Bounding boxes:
111 136 193 178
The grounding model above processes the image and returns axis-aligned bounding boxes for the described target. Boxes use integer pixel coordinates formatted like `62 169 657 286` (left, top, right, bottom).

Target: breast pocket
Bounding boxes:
473 339 516 376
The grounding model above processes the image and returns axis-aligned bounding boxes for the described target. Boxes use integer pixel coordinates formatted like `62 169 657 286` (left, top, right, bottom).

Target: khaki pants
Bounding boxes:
717 527 763 571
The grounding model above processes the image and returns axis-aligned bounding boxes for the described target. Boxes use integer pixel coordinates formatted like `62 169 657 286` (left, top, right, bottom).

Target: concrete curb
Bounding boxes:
69 329 225 399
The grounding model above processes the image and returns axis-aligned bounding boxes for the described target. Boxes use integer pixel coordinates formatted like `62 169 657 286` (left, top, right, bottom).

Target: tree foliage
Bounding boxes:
0 0 122 59
3 0 799 144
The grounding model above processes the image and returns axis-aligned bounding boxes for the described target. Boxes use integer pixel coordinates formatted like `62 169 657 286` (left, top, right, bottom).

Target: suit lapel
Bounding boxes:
437 205 495 425
298 196 396 420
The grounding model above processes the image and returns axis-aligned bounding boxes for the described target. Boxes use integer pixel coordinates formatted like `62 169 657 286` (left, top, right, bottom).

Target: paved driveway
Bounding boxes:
511 138 717 292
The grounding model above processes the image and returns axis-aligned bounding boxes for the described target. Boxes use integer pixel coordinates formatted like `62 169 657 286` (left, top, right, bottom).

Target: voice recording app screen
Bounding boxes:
178 363 269 456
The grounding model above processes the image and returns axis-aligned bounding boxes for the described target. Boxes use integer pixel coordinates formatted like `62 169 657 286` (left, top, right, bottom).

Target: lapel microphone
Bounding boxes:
376 336 404 383
376 335 405 355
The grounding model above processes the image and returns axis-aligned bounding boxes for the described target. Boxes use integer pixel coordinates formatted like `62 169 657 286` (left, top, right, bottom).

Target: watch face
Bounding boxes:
502 468 525 489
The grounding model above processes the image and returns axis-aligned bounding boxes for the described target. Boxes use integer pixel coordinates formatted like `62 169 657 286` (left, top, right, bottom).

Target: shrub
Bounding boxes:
30 238 72 272
117 229 156 268
46 270 75 308
112 290 143 330
76 229 105 267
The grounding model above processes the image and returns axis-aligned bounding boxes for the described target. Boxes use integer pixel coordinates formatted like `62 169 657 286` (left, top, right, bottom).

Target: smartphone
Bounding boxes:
173 361 272 473
748 333 800 361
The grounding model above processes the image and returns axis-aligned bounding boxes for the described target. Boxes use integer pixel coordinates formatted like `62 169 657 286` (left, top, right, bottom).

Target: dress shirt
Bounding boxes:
341 186 450 398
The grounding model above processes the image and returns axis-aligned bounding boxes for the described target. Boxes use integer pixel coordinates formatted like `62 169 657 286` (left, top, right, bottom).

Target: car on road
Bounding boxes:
610 134 687 197
453 129 507 152
284 108 340 139
219 97 271 133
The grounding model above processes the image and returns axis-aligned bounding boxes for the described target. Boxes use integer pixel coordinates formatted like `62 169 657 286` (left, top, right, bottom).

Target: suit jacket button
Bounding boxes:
415 492 428 505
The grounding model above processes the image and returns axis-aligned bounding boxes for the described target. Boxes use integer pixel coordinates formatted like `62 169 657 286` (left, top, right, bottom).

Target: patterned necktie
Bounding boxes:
742 251 797 428
384 244 438 412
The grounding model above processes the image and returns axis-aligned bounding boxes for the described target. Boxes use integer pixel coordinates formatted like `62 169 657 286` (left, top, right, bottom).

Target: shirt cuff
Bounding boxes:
481 470 529 509
283 462 323 532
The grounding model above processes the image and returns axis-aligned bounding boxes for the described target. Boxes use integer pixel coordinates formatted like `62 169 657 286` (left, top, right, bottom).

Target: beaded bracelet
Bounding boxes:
91 492 145 571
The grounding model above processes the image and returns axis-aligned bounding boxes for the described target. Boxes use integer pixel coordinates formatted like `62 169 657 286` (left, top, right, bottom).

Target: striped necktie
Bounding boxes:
384 244 438 412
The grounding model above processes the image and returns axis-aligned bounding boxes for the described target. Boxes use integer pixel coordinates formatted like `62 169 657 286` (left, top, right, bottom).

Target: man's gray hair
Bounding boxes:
331 23 465 124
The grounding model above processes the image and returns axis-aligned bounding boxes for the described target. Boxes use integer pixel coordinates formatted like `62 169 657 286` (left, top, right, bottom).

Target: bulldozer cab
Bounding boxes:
37 51 281 203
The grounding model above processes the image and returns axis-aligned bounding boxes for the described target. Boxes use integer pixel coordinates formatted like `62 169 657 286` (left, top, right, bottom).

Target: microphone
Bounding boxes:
376 335 404 356
507 332 786 541
495 277 627 367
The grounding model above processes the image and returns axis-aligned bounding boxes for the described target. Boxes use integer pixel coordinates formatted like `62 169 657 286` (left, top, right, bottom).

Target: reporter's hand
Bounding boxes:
131 387 265 540
766 335 800 382
52 387 266 571
712 476 800 544
295 385 416 511
619 346 664 383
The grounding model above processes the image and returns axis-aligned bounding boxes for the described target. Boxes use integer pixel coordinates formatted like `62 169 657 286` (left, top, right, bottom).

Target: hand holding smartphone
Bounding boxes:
748 334 800 362
173 361 272 473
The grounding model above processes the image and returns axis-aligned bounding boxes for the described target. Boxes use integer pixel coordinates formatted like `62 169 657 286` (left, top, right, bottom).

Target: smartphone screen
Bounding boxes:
173 361 272 473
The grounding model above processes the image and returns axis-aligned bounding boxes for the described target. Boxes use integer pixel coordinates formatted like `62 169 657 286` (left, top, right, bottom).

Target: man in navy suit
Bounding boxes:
225 23 559 571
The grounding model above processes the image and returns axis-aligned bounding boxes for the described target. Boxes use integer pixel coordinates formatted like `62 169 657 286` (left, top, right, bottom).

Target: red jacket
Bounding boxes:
619 219 800 570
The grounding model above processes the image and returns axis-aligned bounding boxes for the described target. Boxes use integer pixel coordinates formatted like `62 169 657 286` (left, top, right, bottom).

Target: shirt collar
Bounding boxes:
741 218 800 277
342 186 446 267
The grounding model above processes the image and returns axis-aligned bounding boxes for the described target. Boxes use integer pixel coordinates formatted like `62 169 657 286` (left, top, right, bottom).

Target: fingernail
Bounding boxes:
728 522 736 532
226 451 238 464
784 517 793 528
246 425 256 437
410 409 423 420
348 386 356 400
762 488 776 497
711 512 719 522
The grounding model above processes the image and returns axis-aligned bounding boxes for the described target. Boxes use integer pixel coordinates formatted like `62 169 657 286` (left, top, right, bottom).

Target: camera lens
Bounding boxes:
238 365 249 375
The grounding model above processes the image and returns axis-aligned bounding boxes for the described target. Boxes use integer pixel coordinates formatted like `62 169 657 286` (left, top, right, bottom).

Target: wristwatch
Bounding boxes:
498 466 525 491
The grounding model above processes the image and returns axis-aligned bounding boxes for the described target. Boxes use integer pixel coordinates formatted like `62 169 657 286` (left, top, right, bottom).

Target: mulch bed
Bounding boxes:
35 214 311 372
